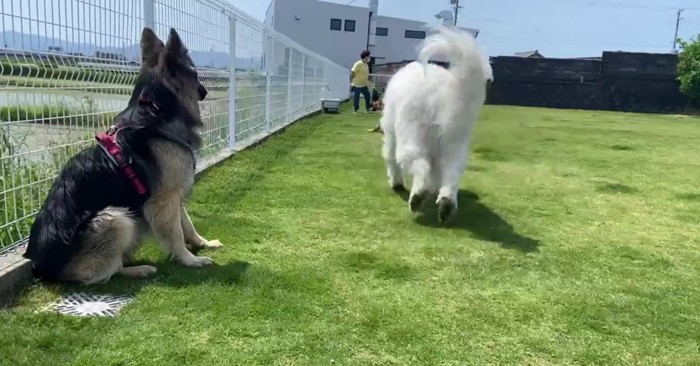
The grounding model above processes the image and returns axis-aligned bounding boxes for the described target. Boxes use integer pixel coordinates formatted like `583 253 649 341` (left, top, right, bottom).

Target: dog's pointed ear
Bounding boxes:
140 27 164 69
164 28 187 57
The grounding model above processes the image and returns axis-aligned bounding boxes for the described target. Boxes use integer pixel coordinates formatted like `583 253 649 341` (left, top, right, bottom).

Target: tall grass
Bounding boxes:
0 125 94 250
0 96 110 250
0 128 42 249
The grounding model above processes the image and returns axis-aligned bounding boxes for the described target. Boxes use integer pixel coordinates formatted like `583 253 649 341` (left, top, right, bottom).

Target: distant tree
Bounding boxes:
676 35 700 104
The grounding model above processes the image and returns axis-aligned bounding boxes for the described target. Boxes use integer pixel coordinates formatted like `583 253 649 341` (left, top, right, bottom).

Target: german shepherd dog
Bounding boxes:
23 27 224 284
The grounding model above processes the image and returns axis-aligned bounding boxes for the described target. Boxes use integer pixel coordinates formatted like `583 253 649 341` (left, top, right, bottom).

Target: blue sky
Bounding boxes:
1 0 699 60
234 0 700 58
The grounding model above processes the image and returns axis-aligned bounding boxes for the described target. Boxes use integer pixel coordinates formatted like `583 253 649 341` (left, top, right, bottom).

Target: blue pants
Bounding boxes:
353 86 371 112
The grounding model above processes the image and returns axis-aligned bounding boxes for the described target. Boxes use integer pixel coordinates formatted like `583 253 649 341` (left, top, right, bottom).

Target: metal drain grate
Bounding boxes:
45 293 134 317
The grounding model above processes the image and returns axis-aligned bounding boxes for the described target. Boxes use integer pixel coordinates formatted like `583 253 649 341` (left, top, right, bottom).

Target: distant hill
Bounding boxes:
0 31 263 69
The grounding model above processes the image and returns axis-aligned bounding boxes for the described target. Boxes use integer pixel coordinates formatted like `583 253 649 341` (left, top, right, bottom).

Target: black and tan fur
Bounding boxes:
24 27 223 284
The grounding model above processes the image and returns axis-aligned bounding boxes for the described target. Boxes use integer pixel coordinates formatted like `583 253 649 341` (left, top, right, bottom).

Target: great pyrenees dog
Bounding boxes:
380 26 493 222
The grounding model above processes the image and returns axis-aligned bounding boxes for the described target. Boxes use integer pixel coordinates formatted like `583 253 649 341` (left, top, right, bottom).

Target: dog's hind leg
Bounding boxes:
405 156 434 213
382 131 405 191
180 205 224 250
122 218 150 264
436 143 470 222
61 207 156 284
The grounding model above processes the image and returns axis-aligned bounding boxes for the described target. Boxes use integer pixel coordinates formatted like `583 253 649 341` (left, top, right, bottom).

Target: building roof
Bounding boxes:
317 0 367 10
376 13 479 36
514 50 544 58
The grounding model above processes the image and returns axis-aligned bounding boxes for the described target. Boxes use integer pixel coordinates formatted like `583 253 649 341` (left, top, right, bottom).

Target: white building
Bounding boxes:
264 0 479 71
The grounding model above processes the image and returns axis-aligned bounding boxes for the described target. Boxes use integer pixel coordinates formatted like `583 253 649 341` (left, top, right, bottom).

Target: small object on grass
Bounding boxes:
44 292 134 317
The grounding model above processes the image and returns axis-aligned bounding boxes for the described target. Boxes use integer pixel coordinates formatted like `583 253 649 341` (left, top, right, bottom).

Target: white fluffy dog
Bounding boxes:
379 26 493 222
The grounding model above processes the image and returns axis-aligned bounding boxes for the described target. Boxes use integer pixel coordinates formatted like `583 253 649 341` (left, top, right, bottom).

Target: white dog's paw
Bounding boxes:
409 191 429 213
201 239 224 249
436 196 457 223
391 183 407 193
180 255 214 267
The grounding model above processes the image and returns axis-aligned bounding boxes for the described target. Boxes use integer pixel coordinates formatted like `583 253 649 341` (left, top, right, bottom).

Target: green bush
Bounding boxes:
0 104 116 129
0 61 138 85
0 105 71 121
677 35 700 104
1 78 133 94
0 60 231 86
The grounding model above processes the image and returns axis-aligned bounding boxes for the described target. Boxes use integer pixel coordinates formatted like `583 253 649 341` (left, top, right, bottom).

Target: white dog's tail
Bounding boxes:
417 25 492 83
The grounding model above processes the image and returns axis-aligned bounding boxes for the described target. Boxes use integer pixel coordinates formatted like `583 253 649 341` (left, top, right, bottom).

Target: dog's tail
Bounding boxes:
417 25 492 83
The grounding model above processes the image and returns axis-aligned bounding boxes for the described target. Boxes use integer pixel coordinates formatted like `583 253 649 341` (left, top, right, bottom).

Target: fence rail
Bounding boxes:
0 0 350 252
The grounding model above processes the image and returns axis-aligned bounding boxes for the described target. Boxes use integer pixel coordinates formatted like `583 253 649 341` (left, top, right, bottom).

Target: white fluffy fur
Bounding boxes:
379 25 493 221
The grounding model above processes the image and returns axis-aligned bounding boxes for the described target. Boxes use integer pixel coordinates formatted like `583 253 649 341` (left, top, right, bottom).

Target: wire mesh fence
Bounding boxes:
0 0 349 252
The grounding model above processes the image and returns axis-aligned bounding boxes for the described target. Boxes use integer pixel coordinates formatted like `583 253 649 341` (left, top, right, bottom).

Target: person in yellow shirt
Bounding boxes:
350 50 372 114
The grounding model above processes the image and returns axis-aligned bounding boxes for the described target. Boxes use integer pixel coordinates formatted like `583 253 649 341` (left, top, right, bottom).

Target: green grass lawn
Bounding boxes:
2 104 700 365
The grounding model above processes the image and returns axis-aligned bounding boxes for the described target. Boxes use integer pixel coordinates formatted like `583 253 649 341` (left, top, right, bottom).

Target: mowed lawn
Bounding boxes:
2 104 700 365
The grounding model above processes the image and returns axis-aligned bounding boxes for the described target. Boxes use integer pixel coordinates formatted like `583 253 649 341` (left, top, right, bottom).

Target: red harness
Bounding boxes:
94 93 160 196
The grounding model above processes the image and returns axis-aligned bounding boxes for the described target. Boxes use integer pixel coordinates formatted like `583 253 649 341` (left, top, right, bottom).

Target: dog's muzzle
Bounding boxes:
197 84 208 101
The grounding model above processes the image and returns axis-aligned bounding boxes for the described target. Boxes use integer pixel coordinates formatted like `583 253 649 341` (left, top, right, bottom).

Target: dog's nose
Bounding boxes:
198 84 208 101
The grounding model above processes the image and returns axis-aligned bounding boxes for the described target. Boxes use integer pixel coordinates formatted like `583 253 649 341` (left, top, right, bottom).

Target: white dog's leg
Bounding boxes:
382 131 405 190
436 143 470 222
407 156 433 212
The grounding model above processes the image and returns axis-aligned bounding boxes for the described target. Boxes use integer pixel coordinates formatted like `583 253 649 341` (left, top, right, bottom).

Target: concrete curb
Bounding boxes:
0 99 349 308
0 247 33 308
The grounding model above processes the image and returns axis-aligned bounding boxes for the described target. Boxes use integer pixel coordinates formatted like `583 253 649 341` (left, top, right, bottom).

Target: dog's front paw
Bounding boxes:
201 239 224 249
436 196 457 223
132 265 158 277
409 191 428 212
119 265 158 278
180 255 214 267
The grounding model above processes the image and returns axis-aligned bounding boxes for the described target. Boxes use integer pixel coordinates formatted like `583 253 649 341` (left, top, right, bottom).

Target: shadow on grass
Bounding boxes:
197 112 323 206
595 182 638 194
341 251 418 281
397 189 540 253
36 259 253 298
677 193 700 201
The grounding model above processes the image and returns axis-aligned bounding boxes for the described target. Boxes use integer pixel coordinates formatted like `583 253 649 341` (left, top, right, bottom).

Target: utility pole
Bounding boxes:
673 8 684 51
451 0 462 26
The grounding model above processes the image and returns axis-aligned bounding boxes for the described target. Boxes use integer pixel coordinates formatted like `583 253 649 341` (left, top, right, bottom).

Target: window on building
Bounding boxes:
376 27 388 36
330 18 342 31
404 30 426 39
344 19 356 32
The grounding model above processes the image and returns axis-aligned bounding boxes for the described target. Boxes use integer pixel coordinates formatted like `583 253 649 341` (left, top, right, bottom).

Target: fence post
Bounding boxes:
264 34 272 133
286 49 293 123
300 54 306 113
324 65 329 103
228 15 237 151
143 0 155 29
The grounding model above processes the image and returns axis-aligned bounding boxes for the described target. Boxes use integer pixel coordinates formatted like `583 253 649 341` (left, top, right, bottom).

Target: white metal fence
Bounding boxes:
0 0 350 252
